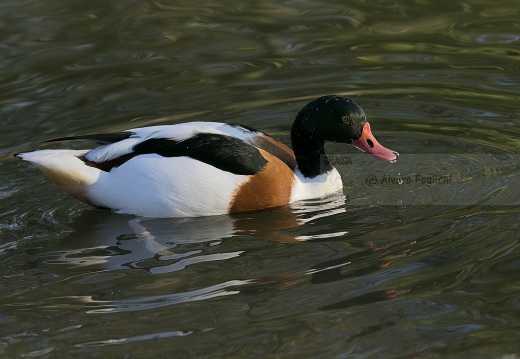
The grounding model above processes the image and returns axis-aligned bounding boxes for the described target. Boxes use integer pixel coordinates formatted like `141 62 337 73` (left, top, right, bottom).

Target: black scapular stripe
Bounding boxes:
133 133 268 176
42 132 134 145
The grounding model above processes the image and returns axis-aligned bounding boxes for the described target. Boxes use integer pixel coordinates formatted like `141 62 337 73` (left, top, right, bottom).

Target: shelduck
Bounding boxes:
15 95 398 217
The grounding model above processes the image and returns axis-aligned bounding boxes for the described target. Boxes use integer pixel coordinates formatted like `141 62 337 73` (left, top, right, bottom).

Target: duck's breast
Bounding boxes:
289 168 343 203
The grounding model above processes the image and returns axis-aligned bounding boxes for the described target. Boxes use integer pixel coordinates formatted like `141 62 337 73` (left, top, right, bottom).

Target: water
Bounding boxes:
2 0 520 357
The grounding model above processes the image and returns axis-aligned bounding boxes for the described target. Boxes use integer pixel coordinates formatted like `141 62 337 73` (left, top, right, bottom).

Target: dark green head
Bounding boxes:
291 95 398 177
291 95 367 145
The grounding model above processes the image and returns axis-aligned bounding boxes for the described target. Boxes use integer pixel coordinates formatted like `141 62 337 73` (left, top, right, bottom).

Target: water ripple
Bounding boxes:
75 329 198 348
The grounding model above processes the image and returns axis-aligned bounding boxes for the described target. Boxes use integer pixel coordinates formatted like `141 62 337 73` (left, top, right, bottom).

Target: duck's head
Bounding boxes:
291 95 399 162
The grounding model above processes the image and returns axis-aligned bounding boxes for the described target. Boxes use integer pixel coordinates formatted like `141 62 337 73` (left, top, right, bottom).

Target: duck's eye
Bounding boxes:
341 115 351 125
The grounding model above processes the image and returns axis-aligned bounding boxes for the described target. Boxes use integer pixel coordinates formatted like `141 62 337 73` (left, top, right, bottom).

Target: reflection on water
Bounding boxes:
2 0 520 357
28 194 347 272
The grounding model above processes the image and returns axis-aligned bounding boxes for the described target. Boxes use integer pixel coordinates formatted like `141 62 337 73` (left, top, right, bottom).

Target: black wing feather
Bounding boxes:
41 132 133 145
133 133 267 176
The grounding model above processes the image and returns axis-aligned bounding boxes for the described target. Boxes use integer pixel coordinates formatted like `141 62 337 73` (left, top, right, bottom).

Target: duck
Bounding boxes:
15 95 398 218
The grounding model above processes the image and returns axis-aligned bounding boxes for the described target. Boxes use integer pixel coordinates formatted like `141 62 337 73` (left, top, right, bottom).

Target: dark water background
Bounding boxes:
2 0 520 357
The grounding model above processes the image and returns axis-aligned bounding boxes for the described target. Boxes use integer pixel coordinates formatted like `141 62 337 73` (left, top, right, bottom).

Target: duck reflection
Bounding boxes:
27 193 412 314
31 193 348 273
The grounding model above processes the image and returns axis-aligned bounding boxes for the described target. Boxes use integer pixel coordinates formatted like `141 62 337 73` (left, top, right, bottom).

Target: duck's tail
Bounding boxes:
15 149 101 205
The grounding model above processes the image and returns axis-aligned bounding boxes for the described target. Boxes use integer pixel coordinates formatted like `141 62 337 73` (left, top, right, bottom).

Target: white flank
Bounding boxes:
87 155 248 218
